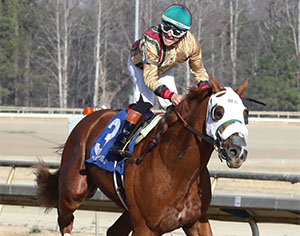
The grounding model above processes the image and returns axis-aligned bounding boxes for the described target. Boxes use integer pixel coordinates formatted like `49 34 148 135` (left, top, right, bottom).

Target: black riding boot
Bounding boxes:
109 120 136 158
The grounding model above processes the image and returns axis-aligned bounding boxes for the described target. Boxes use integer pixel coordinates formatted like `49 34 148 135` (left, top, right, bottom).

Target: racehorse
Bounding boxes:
35 75 249 236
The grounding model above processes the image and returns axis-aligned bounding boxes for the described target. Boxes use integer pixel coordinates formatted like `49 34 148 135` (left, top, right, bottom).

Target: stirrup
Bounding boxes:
109 139 132 158
109 148 132 158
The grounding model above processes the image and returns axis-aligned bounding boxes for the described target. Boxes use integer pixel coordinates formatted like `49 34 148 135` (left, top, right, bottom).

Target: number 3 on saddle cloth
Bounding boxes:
86 109 162 175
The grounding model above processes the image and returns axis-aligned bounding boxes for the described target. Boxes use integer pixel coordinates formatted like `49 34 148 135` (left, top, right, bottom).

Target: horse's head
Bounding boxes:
206 75 249 168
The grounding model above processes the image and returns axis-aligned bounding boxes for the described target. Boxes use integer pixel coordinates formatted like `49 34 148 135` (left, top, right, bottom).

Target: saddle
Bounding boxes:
86 108 167 209
113 107 174 209
112 111 164 209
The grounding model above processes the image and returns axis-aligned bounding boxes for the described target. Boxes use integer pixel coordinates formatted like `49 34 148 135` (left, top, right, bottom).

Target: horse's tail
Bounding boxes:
34 161 59 209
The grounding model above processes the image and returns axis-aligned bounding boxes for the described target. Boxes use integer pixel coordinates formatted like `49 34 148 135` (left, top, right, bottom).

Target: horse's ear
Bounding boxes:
236 77 248 96
211 73 221 93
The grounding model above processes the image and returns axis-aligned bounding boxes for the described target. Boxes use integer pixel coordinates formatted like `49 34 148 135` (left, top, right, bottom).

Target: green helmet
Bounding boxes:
161 4 192 30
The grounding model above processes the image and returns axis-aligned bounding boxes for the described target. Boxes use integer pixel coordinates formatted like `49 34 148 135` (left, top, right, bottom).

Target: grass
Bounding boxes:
29 227 41 234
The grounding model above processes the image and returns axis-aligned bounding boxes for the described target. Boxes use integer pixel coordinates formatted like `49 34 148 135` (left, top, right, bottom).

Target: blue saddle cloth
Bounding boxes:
86 109 140 175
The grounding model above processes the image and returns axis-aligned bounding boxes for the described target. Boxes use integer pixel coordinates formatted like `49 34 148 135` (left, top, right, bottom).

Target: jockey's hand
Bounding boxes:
170 93 184 106
198 81 211 89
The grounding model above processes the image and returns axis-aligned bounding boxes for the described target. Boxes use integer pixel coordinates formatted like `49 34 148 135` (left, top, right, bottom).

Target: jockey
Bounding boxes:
109 4 210 158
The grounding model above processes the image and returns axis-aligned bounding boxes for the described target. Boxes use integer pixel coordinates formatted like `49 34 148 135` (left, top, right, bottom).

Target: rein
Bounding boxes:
135 105 174 165
135 105 215 165
174 110 215 146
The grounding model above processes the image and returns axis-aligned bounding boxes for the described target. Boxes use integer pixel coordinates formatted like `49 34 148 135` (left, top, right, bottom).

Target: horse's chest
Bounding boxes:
150 200 202 232
177 201 202 224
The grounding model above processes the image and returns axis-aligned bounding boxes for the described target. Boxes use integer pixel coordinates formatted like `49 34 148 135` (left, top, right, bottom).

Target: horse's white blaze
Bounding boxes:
63 234 71 236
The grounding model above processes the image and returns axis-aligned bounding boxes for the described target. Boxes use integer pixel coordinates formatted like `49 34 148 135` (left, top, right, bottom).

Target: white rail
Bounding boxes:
0 106 300 119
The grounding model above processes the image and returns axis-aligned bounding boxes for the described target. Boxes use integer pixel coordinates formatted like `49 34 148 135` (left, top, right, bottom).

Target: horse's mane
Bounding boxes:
165 87 212 127
176 87 212 116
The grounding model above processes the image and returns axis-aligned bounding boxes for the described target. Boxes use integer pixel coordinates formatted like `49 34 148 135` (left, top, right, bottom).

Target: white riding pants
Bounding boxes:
127 57 178 110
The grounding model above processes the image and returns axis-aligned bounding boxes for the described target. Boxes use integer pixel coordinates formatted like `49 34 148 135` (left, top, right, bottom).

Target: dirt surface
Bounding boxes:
0 117 299 235
0 225 94 236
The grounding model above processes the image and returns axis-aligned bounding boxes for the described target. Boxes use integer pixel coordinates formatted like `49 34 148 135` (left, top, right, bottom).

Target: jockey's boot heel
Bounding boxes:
109 109 142 158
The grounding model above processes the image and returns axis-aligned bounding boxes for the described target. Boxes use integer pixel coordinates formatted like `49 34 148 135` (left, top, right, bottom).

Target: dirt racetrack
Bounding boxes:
0 117 299 236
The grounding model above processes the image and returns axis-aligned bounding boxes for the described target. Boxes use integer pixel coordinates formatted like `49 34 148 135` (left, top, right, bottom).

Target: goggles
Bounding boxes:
161 21 187 38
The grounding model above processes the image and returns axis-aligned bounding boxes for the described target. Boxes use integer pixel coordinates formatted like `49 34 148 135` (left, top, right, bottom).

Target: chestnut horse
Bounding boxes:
35 76 249 236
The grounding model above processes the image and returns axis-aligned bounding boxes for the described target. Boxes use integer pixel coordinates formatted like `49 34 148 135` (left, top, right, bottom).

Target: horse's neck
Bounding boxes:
159 97 212 175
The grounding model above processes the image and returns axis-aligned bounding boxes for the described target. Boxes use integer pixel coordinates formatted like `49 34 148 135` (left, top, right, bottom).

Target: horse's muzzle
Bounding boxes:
222 135 248 169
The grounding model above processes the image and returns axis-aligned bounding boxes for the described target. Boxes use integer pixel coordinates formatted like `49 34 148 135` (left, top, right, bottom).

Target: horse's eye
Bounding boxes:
212 106 224 121
244 109 249 124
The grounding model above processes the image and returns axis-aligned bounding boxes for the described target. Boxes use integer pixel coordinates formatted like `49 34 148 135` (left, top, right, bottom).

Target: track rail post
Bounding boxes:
249 218 259 236
0 166 16 214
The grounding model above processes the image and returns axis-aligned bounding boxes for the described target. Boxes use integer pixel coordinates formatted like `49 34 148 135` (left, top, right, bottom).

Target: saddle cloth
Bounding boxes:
85 109 162 175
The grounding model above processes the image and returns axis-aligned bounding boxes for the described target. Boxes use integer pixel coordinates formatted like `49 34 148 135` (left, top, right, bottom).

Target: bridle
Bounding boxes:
136 92 249 165
175 106 250 166
174 108 228 162
136 105 218 165
174 109 215 146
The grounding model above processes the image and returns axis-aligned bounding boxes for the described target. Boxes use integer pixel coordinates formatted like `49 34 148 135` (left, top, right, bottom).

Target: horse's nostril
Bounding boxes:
229 148 238 158
241 149 248 161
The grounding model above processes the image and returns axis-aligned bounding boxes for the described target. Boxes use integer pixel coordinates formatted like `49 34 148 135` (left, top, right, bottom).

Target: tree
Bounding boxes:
31 0 84 108
248 29 300 111
1 0 299 111
93 0 102 108
0 0 18 105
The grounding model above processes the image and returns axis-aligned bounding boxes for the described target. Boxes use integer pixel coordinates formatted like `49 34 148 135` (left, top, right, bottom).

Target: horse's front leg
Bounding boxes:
107 211 132 236
107 209 157 236
182 219 213 236
183 167 213 236
131 227 158 236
